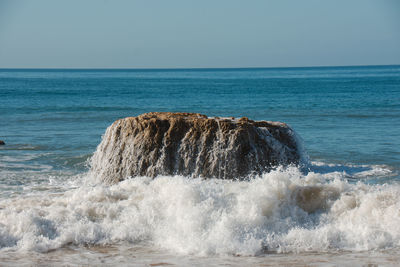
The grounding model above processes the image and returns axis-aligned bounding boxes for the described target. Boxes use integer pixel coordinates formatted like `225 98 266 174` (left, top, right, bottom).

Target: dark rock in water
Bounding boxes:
0 140 5 145
90 112 303 183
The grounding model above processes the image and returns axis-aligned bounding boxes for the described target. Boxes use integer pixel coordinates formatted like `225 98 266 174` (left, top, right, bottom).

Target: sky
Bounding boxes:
0 0 399 68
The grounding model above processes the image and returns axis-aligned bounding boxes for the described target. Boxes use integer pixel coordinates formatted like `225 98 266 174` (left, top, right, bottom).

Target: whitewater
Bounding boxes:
1 66 399 265
0 162 399 263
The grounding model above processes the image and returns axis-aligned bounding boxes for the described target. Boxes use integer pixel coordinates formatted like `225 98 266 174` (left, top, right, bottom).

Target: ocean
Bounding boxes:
0 65 399 266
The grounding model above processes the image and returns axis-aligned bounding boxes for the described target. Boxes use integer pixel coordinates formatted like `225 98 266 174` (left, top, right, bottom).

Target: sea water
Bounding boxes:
0 66 399 266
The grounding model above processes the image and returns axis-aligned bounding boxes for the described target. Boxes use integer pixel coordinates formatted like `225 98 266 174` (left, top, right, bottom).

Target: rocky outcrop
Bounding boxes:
90 112 303 183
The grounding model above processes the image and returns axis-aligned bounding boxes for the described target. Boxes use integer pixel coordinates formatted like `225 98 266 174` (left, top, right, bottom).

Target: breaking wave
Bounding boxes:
0 165 399 256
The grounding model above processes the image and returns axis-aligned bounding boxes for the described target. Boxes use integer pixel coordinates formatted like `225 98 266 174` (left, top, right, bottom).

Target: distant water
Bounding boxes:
0 66 400 266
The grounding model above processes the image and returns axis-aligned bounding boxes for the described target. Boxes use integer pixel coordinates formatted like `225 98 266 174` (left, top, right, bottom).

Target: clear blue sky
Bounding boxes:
0 0 399 68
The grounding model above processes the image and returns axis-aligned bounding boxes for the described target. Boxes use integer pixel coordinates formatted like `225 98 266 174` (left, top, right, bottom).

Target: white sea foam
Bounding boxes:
0 166 399 256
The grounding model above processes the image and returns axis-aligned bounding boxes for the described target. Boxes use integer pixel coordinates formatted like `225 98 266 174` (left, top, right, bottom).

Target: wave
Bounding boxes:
0 165 399 256
307 161 396 181
0 144 47 151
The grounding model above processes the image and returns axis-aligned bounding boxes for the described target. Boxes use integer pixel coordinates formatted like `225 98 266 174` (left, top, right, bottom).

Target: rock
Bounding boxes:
0 140 5 145
90 112 304 183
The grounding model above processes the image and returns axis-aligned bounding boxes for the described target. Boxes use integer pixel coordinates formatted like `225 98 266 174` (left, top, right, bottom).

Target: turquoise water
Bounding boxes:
1 65 399 178
0 66 400 265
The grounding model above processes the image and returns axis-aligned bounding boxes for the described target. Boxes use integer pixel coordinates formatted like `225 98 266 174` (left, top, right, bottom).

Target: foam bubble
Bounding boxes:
0 167 399 256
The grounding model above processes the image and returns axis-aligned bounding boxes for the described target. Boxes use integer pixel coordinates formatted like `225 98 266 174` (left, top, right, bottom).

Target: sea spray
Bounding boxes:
0 166 399 255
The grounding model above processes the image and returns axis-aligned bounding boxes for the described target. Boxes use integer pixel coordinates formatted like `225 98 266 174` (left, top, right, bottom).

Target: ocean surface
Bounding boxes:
0 65 399 266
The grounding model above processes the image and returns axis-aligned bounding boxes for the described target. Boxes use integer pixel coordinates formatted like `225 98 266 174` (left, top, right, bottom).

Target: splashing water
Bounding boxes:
0 166 399 258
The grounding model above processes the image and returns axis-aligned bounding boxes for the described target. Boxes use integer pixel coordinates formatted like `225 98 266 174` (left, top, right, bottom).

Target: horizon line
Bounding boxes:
0 64 399 71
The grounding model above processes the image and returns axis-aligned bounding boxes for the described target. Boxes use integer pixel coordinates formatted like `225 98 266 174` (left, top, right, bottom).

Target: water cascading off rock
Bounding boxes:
90 112 303 183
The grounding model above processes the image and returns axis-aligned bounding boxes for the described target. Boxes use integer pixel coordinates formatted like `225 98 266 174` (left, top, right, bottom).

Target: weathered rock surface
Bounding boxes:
90 112 303 183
